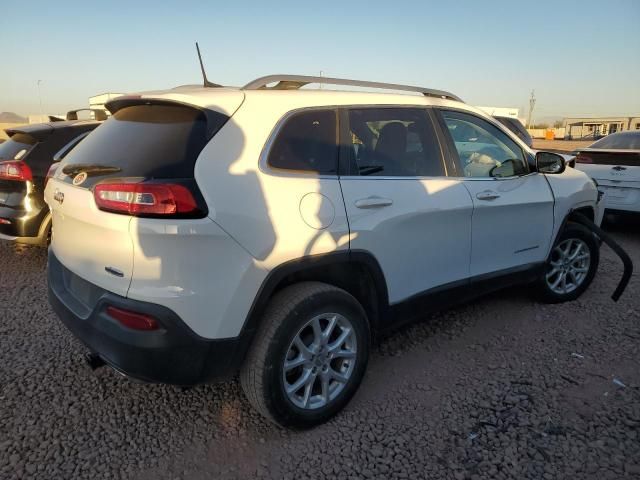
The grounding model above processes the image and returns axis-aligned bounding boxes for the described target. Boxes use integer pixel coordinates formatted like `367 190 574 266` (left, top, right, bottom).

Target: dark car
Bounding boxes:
0 113 103 245
494 116 533 148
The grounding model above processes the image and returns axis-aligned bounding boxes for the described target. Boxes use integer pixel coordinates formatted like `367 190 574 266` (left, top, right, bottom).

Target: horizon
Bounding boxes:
1 0 638 122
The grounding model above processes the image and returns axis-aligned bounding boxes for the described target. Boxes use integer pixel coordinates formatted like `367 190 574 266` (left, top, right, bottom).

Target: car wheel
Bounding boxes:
240 281 370 428
535 223 599 303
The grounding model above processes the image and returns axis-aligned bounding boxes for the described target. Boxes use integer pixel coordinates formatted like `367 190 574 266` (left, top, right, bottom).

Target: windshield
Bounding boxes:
0 133 37 161
590 132 640 150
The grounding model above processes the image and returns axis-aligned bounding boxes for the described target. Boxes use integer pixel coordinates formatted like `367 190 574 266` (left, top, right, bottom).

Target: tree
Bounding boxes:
553 120 563 128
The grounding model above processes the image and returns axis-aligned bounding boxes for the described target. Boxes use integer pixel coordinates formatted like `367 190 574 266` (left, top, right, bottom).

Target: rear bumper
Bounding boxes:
599 185 640 213
0 204 49 245
48 251 244 385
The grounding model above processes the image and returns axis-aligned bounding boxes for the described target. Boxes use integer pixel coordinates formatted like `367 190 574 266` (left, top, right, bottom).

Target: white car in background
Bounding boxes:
45 74 604 428
574 131 640 213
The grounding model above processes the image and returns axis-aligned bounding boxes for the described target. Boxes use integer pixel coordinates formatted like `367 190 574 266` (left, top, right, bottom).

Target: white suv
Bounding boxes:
45 75 604 427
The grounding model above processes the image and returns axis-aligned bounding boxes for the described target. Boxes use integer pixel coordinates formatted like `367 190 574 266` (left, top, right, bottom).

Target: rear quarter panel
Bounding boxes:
127 217 258 339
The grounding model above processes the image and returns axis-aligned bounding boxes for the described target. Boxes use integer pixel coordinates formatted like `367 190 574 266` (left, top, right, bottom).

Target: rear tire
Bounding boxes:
535 223 599 303
240 282 370 428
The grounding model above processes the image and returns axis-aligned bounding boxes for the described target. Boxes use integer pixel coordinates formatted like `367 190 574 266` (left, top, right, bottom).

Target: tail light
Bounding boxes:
106 306 159 331
0 161 33 181
44 163 60 188
575 154 593 164
94 182 200 217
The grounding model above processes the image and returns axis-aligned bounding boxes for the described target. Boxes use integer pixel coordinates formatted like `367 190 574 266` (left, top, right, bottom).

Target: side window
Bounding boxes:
442 111 528 178
344 108 445 177
267 109 338 174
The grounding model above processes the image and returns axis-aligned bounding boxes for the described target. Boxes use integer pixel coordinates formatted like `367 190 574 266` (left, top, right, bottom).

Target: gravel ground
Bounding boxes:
1 216 639 480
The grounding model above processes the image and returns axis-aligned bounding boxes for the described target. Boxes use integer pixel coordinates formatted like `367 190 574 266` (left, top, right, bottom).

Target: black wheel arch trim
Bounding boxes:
554 207 632 301
569 212 632 301
551 206 595 253
235 249 389 358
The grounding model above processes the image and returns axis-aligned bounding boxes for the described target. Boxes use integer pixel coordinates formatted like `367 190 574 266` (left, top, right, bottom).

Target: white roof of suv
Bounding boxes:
106 75 465 116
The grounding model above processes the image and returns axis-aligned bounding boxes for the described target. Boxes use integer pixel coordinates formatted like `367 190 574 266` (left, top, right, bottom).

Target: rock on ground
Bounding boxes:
0 216 639 479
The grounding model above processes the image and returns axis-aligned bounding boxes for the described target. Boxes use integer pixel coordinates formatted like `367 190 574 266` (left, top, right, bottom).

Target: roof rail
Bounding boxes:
242 74 463 102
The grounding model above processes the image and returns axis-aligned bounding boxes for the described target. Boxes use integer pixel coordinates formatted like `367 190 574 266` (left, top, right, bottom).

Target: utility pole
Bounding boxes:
37 80 44 116
527 90 536 129
319 70 323 90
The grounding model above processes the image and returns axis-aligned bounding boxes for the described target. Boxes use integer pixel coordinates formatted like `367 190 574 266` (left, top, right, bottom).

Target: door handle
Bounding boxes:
354 196 394 209
476 190 501 201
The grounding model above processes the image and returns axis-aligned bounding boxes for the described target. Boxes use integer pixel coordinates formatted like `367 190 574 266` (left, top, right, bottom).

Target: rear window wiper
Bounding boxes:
62 164 122 176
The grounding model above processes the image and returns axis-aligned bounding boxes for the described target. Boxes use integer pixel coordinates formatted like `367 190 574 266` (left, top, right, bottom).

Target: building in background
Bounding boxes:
476 106 525 124
563 116 640 140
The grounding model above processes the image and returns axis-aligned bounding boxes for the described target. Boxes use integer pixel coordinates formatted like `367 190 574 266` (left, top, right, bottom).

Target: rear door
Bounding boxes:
45 100 238 297
339 107 473 304
436 109 555 277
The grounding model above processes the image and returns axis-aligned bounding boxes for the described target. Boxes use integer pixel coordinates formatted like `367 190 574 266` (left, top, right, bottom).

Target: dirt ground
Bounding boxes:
532 139 593 153
0 216 639 480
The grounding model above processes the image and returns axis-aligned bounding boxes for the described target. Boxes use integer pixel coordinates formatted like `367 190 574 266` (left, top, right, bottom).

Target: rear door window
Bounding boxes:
343 107 445 177
0 133 37 161
267 109 338 174
58 104 226 187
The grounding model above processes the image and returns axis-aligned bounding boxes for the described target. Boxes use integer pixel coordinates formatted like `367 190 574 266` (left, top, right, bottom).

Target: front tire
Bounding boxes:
535 223 599 303
240 282 370 428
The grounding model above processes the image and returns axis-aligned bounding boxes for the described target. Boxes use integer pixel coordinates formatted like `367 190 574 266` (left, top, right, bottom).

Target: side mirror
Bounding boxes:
536 151 566 174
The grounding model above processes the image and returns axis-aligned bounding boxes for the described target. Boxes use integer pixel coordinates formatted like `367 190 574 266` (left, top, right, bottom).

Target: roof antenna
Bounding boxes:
196 42 221 88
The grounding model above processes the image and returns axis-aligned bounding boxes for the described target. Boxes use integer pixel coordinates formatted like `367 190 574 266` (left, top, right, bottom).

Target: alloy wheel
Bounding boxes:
546 238 591 295
282 313 357 410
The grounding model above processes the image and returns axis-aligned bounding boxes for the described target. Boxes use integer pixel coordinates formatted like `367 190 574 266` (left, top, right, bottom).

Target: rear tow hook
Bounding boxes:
85 352 106 371
571 212 633 302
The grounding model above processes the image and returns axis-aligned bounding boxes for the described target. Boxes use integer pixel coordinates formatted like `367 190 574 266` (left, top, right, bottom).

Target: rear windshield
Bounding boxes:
590 132 640 150
0 133 37 161
59 104 224 184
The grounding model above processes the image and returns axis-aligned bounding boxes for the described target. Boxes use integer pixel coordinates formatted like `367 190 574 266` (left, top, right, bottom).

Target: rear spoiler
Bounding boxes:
5 126 54 142
104 97 229 140
66 109 108 121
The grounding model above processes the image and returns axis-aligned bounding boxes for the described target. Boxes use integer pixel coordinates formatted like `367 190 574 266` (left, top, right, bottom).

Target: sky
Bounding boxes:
1 0 638 121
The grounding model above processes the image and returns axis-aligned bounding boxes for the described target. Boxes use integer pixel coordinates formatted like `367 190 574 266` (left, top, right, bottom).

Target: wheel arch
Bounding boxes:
549 205 596 256
237 250 389 358
569 206 595 223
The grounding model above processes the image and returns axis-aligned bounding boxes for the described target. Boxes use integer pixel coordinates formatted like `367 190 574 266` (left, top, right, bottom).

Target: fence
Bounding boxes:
526 127 566 139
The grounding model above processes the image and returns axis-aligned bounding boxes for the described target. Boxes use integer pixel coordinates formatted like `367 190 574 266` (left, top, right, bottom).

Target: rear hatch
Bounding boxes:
46 95 240 298
0 132 38 208
574 149 640 206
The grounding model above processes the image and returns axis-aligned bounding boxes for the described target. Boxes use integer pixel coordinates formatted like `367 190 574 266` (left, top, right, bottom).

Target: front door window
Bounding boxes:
441 110 529 178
